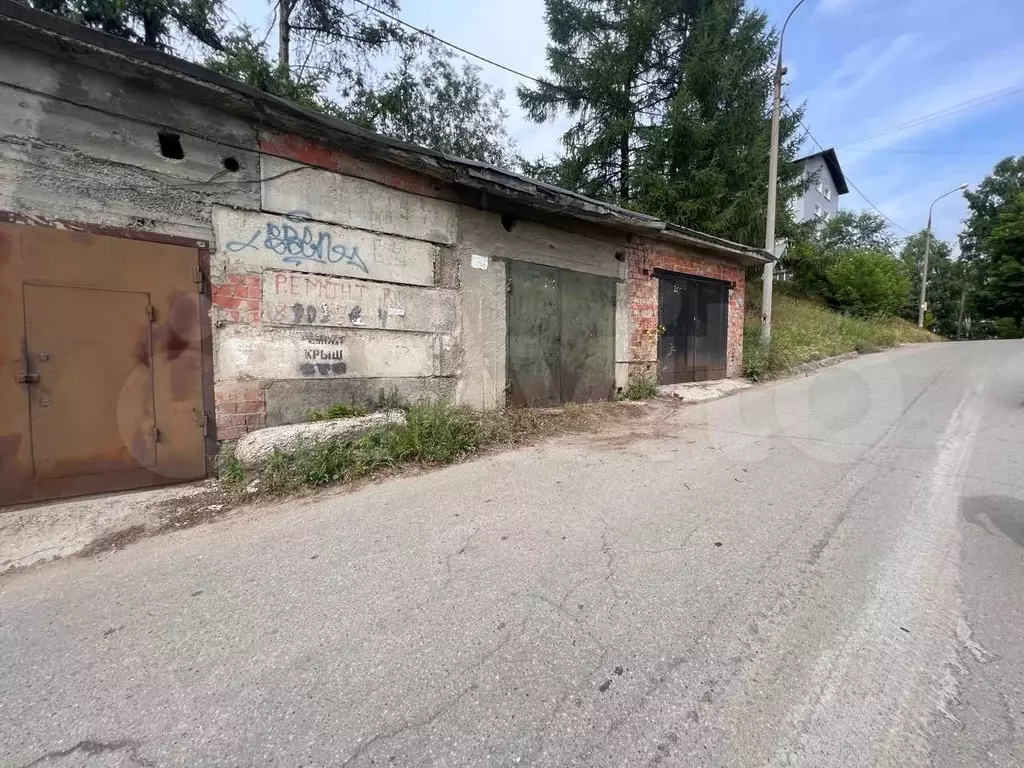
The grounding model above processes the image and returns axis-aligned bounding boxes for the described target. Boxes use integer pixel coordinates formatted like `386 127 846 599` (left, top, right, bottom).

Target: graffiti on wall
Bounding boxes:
263 272 409 330
226 213 369 274
298 332 346 376
214 207 439 287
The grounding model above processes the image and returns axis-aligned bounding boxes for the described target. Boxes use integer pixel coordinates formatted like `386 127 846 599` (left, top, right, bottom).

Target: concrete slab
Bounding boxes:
659 378 752 403
0 481 224 573
234 410 407 465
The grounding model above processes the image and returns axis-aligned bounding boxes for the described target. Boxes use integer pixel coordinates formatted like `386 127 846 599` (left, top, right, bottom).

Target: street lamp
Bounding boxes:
762 0 808 342
918 183 968 328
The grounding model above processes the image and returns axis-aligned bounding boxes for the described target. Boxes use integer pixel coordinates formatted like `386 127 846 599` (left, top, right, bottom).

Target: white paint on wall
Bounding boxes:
215 325 438 381
615 280 629 391
455 251 507 410
213 207 437 286
261 270 455 333
261 156 459 245
470 254 489 270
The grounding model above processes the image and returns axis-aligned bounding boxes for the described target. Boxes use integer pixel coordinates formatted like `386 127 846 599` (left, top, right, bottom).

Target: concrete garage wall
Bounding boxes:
0 47 259 240
0 45 747 444
455 206 630 406
210 159 462 438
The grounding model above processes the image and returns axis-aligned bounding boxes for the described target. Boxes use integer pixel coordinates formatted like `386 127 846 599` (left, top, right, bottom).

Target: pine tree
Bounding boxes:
29 0 223 51
521 0 804 246
275 0 405 91
518 0 668 205
633 0 804 246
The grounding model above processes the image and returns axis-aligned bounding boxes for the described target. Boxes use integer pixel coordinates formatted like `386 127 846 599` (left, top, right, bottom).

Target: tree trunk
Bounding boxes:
278 0 293 75
142 12 160 48
619 130 630 204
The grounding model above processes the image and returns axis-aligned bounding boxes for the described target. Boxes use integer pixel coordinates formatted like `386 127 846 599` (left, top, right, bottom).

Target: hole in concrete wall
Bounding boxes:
222 156 241 172
500 214 518 233
615 251 626 262
157 132 184 160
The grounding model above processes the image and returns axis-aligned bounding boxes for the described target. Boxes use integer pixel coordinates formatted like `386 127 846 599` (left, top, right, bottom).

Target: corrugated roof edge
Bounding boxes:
0 0 772 267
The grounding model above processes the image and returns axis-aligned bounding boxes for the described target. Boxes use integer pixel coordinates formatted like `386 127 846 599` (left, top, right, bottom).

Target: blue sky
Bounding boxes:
233 0 1024 249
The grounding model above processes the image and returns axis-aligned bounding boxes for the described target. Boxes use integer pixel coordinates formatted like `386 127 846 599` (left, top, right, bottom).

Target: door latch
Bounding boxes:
16 373 39 384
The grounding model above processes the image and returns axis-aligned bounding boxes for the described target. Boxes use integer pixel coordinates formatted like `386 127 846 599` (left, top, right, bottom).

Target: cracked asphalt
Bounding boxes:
2 340 1024 767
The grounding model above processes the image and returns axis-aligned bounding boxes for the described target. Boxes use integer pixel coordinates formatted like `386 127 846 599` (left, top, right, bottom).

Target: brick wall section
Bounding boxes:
628 242 747 380
214 381 266 441
259 132 456 202
212 273 261 324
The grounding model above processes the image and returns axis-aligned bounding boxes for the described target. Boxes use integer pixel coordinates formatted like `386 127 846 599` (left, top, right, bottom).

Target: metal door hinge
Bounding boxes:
16 372 39 384
152 426 162 443
193 406 209 436
192 264 206 295
147 305 156 322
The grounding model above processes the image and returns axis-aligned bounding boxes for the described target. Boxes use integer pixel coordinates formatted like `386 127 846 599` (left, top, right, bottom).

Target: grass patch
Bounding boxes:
306 403 370 421
744 288 940 381
620 375 659 401
220 401 621 496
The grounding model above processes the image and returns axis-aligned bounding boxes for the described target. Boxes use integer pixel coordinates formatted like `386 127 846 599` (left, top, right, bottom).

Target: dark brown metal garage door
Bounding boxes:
506 261 616 406
0 223 209 506
657 271 729 384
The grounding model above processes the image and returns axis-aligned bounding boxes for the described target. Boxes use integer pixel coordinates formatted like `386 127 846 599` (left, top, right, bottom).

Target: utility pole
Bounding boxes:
762 0 807 342
917 215 933 328
918 183 968 328
956 287 967 339
278 0 295 75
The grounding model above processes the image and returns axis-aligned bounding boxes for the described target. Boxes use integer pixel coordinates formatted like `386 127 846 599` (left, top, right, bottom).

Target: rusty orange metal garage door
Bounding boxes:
0 223 209 506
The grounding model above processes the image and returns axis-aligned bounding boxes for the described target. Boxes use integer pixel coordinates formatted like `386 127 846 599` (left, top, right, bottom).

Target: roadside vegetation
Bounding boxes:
743 286 938 381
620 375 659 401
219 401 629 496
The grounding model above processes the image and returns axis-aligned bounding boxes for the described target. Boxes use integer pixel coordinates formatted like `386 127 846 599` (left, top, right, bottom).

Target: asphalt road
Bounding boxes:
2 340 1023 768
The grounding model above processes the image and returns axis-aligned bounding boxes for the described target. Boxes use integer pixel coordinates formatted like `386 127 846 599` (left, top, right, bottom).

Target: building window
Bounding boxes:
816 179 824 194
814 203 824 218
822 210 830 221
823 184 832 201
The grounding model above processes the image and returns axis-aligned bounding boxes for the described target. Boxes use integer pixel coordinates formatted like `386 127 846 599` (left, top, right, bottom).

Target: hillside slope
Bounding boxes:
743 286 940 380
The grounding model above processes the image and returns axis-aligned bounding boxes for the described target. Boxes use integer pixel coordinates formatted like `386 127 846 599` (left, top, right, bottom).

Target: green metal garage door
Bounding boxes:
507 261 616 406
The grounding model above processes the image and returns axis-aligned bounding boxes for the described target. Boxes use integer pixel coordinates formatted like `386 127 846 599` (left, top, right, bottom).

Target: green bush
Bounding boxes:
306 403 369 421
621 375 659 400
994 317 1024 339
826 250 910 316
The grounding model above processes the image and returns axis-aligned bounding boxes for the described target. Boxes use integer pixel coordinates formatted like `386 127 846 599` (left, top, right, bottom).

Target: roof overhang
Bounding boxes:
0 0 773 268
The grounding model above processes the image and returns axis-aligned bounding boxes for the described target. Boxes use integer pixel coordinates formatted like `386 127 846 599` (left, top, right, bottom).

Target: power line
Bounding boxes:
348 0 665 120
350 0 556 91
839 82 1024 147
790 109 912 234
841 147 997 156
311 0 915 234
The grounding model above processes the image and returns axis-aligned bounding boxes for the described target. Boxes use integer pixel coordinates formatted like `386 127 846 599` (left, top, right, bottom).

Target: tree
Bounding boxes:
519 0 804 247
518 0 667 205
961 155 1024 264
346 38 519 168
275 0 404 90
633 0 805 247
977 190 1024 328
783 211 897 300
826 250 910 317
206 26 337 113
28 0 223 50
960 156 1024 334
898 230 959 334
